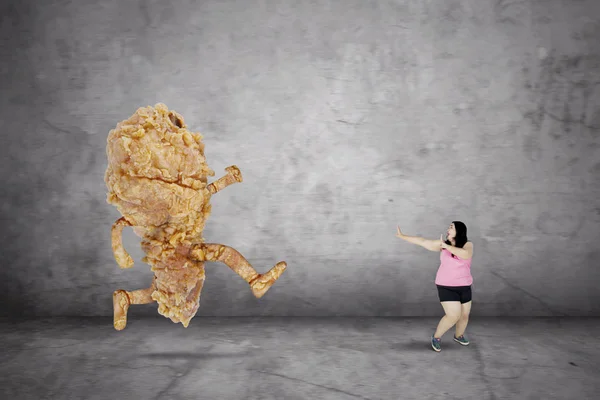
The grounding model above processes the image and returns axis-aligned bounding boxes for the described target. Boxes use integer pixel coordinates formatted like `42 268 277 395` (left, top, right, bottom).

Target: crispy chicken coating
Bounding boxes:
105 104 286 330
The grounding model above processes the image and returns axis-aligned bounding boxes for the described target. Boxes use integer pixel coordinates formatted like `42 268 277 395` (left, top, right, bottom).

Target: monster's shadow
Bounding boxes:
141 351 252 360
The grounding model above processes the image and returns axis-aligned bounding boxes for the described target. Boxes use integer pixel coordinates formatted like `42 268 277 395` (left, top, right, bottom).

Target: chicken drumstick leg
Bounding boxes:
191 243 286 298
113 278 157 331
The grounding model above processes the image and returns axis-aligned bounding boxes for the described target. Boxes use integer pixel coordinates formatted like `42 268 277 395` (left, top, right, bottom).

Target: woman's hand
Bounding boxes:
396 226 404 238
440 234 448 249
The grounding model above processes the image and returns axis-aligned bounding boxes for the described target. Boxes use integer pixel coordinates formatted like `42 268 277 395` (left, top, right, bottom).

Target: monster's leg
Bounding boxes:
191 244 286 299
113 278 157 331
207 166 243 195
111 217 134 269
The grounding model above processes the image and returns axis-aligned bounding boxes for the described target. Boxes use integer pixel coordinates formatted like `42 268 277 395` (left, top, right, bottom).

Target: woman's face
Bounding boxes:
447 223 456 240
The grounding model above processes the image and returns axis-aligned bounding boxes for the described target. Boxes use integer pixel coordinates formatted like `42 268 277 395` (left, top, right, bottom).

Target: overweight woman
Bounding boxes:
396 221 474 352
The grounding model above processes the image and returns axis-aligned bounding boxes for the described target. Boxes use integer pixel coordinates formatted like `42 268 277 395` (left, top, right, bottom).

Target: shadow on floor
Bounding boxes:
141 352 251 360
389 339 460 352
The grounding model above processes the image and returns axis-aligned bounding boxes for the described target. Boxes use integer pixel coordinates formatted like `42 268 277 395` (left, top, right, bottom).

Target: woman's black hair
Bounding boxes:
445 221 468 253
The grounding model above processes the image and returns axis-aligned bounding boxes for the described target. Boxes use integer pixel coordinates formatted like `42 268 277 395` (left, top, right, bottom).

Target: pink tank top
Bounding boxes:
435 248 473 286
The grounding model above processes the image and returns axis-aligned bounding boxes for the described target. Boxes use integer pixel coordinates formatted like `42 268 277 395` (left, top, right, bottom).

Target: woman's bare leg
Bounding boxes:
433 302 461 338
455 301 472 338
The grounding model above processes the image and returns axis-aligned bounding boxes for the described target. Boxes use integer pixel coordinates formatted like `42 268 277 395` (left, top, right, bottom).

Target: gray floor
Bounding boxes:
2 317 599 400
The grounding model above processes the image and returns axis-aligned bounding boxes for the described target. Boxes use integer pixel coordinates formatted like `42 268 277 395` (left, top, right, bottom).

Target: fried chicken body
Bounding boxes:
105 104 286 329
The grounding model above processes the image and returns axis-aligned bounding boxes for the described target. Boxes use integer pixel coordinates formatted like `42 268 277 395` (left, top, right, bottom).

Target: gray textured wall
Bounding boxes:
1 0 599 318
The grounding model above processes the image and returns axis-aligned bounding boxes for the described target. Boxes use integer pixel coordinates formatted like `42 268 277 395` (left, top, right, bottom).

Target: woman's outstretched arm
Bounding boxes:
396 226 441 252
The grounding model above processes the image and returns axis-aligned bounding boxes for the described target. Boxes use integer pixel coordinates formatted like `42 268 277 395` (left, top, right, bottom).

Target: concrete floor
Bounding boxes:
1 317 598 400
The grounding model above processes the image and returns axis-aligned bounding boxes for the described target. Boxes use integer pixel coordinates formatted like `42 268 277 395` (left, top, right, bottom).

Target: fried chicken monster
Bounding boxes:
105 103 287 330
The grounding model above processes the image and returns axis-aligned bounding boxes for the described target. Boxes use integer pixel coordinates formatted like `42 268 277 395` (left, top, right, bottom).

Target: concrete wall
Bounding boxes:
1 0 599 317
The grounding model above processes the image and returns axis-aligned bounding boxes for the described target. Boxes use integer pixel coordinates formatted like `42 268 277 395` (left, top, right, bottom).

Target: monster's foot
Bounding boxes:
113 290 131 331
249 261 287 299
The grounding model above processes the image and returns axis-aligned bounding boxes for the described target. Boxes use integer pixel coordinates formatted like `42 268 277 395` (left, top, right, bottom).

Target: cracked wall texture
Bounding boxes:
1 0 599 317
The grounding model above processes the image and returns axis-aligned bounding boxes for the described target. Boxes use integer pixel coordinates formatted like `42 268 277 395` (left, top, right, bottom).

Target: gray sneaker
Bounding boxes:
453 335 470 346
431 335 441 352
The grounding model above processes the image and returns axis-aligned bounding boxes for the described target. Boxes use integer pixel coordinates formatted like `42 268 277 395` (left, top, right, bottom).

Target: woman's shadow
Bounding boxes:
390 339 458 352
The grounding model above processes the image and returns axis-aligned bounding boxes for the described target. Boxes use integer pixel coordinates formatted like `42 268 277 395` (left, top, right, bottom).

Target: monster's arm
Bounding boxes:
111 217 134 268
207 165 243 195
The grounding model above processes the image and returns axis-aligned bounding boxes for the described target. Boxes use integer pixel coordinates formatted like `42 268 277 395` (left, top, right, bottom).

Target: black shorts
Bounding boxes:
436 285 472 304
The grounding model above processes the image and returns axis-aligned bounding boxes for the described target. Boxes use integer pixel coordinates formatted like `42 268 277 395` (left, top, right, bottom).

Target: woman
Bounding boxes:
396 221 474 352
